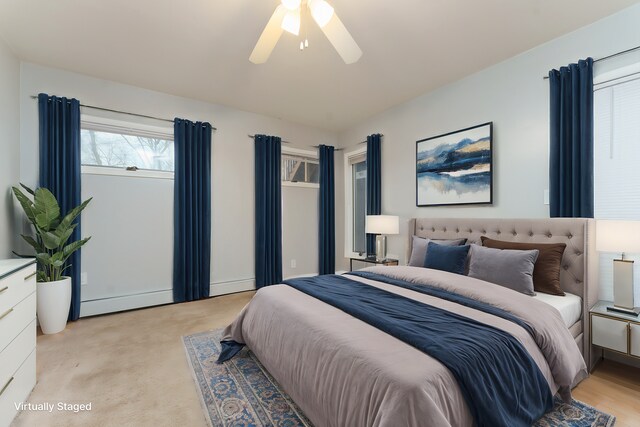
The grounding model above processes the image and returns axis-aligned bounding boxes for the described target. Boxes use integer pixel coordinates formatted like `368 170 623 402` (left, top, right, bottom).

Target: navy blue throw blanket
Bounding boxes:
219 274 553 426
349 270 535 337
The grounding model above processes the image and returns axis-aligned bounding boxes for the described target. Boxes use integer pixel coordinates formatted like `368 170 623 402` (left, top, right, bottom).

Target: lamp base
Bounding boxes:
612 259 636 316
607 305 640 317
375 235 387 262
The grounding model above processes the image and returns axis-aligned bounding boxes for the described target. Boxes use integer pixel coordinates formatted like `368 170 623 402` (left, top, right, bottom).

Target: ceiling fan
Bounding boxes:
250 0 362 64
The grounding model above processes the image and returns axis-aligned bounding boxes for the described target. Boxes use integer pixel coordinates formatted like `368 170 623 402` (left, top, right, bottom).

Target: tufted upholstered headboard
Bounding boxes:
407 218 598 368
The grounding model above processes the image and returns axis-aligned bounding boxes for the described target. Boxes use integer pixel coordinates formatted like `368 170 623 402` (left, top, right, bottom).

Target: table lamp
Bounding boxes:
596 220 640 316
366 215 399 261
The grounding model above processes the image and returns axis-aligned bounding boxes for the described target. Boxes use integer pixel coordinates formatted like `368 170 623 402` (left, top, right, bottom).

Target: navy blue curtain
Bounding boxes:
366 134 382 255
255 135 282 288
38 93 82 321
549 58 594 218
173 119 212 302
319 145 335 275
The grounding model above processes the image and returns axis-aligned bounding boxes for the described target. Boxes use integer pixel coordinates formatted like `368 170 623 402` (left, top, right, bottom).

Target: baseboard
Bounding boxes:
80 289 173 317
80 279 256 317
283 272 319 280
209 278 255 296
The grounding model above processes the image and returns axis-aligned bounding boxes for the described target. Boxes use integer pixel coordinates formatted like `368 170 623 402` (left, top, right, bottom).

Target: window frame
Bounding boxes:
593 63 640 303
344 145 367 259
80 115 175 179
281 146 320 189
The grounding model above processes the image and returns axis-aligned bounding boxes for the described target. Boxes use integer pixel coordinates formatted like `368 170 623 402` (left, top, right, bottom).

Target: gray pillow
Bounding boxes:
467 244 539 296
408 236 468 267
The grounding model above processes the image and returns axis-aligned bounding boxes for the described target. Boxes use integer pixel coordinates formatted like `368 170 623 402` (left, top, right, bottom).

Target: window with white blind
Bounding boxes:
594 72 640 301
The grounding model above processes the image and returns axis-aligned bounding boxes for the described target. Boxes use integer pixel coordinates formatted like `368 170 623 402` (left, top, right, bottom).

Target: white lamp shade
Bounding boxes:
308 0 335 28
366 215 399 235
596 220 640 253
281 9 301 35
281 0 301 11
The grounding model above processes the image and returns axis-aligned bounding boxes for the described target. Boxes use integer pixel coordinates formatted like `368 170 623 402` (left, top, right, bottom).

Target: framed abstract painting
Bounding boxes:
416 122 493 207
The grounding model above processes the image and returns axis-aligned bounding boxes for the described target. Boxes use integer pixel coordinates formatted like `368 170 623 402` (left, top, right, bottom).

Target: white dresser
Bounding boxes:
0 259 37 427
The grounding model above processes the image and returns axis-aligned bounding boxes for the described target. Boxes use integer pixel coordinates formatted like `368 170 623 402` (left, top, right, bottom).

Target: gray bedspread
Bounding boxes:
222 266 588 427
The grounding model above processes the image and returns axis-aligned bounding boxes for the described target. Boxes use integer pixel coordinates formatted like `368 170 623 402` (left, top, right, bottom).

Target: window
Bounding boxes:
594 76 640 219
594 67 640 301
80 116 174 178
344 147 367 257
281 148 319 187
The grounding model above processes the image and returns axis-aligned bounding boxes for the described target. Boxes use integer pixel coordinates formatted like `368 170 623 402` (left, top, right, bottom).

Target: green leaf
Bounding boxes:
55 227 75 246
36 252 52 266
41 231 61 250
61 237 91 262
33 188 60 231
36 271 47 282
12 187 36 224
20 183 36 196
21 234 44 252
56 198 92 239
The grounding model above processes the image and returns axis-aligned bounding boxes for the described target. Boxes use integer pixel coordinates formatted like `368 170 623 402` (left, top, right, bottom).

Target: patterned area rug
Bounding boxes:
183 329 616 427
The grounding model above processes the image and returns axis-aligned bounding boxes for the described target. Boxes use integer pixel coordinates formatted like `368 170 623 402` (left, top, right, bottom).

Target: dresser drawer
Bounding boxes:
631 323 640 358
0 349 36 427
0 320 36 395
592 315 628 353
0 292 36 354
0 264 36 316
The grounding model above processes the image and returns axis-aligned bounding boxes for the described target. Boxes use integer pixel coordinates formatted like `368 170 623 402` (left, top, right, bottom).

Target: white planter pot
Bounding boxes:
37 277 72 334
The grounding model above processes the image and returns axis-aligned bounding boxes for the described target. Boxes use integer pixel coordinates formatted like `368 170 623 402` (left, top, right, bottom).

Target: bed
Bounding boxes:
221 218 597 427
406 217 598 369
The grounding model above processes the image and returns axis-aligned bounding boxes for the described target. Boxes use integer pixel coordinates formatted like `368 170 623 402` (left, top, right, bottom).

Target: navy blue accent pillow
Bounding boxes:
424 242 470 275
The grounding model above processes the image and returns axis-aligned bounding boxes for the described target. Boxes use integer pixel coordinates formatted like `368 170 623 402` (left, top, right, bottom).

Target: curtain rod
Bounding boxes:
30 95 217 130
357 134 384 144
594 71 640 91
248 134 291 144
311 145 343 151
248 134 343 151
542 44 640 80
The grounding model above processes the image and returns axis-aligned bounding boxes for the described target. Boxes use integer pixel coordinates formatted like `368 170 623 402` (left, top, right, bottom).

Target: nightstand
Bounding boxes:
349 257 399 271
590 301 640 366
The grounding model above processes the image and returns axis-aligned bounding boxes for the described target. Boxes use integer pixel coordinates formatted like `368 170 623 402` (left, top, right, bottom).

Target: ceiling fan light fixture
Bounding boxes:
280 0 301 11
308 0 334 28
281 9 301 35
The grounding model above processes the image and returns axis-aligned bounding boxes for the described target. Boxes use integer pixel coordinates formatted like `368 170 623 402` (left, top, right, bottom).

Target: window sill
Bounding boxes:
282 181 319 189
81 165 174 180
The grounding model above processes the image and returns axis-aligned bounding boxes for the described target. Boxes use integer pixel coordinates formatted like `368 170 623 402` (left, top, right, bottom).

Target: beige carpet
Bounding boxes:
12 291 254 427
10 289 640 427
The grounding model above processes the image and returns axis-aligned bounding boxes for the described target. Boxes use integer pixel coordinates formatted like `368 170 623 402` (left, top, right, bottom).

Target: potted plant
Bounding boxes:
12 184 91 334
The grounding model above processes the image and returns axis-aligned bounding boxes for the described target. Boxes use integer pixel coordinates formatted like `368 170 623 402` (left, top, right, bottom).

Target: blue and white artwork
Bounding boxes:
416 123 493 206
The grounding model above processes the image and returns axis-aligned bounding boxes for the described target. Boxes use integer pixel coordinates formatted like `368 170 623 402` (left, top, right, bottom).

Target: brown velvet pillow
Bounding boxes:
480 237 567 296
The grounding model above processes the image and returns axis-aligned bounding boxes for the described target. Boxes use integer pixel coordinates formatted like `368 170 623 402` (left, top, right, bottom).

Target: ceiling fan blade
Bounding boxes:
250 6 287 64
319 13 362 64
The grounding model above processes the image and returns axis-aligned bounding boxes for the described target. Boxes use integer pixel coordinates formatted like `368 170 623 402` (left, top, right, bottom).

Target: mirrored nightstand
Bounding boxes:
349 257 399 271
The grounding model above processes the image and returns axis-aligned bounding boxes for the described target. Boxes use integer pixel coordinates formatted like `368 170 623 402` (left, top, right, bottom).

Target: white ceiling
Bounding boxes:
0 0 637 131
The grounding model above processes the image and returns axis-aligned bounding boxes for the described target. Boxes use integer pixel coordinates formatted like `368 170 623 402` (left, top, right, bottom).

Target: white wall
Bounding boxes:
0 39 20 259
19 63 336 312
338 4 640 265
79 173 174 315
282 185 318 278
